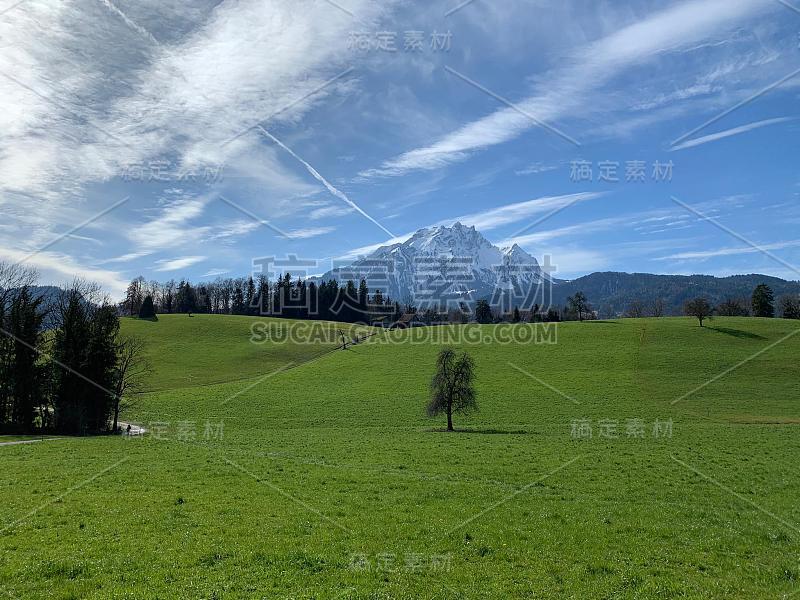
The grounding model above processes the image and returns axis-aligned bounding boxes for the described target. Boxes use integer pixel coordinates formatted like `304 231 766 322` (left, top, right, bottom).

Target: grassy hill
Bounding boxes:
120 314 375 391
1 316 799 598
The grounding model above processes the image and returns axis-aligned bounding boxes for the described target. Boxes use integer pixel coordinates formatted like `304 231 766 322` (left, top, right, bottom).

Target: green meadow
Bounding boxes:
1 315 799 599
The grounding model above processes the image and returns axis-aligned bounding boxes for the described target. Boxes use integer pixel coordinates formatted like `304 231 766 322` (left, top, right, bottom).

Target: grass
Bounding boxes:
1 316 799 598
119 314 375 391
0 436 55 444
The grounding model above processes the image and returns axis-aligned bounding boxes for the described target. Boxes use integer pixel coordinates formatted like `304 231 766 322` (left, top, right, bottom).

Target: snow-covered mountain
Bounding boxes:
320 222 552 309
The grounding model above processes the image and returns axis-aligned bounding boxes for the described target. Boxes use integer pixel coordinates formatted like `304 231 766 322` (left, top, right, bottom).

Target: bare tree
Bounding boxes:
650 298 665 318
427 348 477 431
567 291 590 321
684 297 713 327
625 300 645 319
779 295 800 320
111 337 150 432
717 297 749 317
0 262 37 307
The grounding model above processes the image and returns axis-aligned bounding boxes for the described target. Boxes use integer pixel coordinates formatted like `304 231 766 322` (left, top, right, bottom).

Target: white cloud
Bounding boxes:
0 246 129 298
96 251 153 264
362 0 774 177
670 117 795 151
450 192 603 232
200 268 230 278
338 193 604 259
309 204 355 221
208 220 262 241
131 196 211 250
287 227 336 240
515 162 560 176
657 239 800 260
0 0 396 248
153 255 207 272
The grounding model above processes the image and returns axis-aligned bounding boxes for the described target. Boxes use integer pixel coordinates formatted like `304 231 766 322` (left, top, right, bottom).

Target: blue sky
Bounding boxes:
1 0 799 297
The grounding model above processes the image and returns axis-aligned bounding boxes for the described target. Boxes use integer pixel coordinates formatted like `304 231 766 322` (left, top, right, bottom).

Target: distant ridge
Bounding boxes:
550 272 800 317
317 224 800 316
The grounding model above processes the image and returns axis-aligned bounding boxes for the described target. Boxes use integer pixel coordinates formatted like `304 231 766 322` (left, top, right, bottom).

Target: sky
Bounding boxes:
1 0 799 298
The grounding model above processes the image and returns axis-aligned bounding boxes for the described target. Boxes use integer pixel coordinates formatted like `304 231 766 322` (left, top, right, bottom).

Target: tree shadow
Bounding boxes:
708 326 766 340
427 427 530 435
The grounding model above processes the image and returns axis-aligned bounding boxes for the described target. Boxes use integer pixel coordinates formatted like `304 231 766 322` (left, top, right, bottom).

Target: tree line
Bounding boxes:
0 263 146 435
683 283 800 326
122 275 408 324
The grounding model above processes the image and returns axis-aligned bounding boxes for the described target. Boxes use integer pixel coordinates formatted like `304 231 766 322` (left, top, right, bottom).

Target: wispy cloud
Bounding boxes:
670 116 795 151
153 255 206 272
201 268 230 278
657 239 800 260
130 196 211 251
0 245 129 297
336 193 604 259
96 251 153 264
515 162 560 176
362 0 774 177
451 192 603 232
286 226 336 239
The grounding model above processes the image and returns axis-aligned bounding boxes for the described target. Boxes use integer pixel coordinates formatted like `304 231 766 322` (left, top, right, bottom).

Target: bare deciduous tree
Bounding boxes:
427 348 477 431
112 337 150 432
684 297 713 327
626 300 645 319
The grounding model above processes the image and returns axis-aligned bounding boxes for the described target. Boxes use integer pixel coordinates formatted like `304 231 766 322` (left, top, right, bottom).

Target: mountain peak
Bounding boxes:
321 223 546 306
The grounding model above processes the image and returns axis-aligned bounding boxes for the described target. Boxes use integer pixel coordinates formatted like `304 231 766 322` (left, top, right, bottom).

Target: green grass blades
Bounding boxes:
1 316 799 598
119 314 376 392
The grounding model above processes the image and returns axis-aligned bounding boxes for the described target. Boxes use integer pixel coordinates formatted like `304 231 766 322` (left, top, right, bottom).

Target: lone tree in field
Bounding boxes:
684 297 713 327
752 284 775 318
567 291 590 321
428 348 477 431
138 295 156 319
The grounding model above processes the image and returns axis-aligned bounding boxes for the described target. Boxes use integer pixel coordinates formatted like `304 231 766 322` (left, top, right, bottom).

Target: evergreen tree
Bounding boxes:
231 282 246 315
52 288 92 434
138 295 156 319
344 280 359 323
306 281 318 319
246 277 256 315
357 279 369 323
83 305 120 432
752 284 775 318
177 280 198 313
474 299 493 324
512 307 521 323
256 276 270 316
9 287 47 432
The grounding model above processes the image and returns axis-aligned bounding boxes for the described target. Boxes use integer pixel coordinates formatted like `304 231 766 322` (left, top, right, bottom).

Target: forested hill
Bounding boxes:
551 272 800 318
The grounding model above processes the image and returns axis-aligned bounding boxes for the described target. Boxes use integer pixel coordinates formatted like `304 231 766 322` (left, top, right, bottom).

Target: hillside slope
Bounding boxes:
121 314 374 391
2 317 799 598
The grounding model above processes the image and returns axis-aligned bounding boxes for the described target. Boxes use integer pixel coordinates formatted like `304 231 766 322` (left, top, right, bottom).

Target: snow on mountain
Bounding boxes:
319 222 551 308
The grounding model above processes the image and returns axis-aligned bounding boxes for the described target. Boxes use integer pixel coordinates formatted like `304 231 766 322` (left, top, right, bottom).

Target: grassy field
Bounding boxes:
120 314 375 391
1 316 799 599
